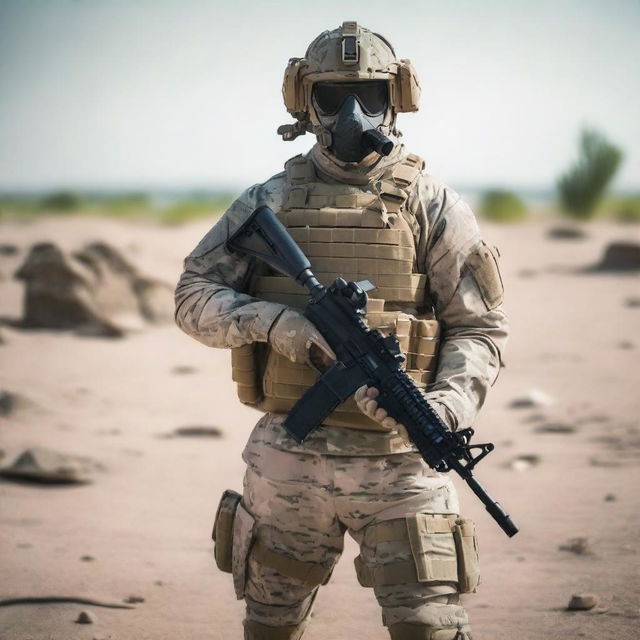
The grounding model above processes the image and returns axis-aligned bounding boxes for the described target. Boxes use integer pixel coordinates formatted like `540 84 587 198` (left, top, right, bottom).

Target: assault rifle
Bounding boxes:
227 205 518 537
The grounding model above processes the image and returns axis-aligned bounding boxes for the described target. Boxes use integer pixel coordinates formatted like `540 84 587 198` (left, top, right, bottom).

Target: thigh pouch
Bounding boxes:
212 489 334 600
354 514 480 594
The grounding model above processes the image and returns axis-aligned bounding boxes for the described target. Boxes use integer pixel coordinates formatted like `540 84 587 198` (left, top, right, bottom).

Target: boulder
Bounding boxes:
0 446 102 484
0 243 18 256
594 242 640 271
14 241 173 335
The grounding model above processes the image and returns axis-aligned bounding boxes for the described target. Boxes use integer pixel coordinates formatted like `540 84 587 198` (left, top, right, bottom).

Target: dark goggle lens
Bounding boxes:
313 81 388 116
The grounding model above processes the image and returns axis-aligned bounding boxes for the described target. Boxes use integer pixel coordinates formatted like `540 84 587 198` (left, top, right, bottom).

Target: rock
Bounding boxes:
14 241 173 335
517 268 538 278
618 340 636 350
0 390 33 416
75 610 96 624
567 594 598 611
559 537 593 555
171 365 197 375
547 226 587 240
124 595 145 604
589 457 622 468
506 454 541 472
509 389 553 409
594 242 640 271
80 555 95 562
170 425 223 438
534 422 577 434
522 412 547 424
604 493 617 502
0 243 18 256
0 446 101 484
133 277 174 323
625 297 640 308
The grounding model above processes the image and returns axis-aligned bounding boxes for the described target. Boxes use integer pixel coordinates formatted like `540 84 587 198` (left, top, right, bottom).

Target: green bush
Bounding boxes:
40 190 84 211
479 189 527 223
159 196 232 225
606 196 640 223
557 129 623 220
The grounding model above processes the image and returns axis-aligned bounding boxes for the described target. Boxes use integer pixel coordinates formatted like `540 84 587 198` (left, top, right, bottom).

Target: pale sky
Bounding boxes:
0 0 638 191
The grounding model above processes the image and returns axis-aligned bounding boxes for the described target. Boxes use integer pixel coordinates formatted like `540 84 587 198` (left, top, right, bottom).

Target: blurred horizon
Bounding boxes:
1 0 639 194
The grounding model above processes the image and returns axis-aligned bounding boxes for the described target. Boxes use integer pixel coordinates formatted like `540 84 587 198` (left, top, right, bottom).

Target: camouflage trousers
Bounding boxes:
236 413 473 636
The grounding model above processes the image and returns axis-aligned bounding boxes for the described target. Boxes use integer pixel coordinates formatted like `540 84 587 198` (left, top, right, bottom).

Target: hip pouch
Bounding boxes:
211 489 257 599
211 489 242 573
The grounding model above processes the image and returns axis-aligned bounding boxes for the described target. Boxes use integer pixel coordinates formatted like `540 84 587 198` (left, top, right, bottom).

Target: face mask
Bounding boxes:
312 82 394 162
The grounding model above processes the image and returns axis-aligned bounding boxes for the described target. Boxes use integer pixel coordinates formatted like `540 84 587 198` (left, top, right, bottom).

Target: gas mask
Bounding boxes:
312 81 394 163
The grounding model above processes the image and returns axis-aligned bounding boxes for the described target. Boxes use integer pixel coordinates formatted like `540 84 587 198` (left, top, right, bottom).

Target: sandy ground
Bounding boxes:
0 215 638 640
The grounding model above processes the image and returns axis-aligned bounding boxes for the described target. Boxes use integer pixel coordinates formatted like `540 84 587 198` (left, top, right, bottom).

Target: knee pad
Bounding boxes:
388 622 472 640
244 619 307 640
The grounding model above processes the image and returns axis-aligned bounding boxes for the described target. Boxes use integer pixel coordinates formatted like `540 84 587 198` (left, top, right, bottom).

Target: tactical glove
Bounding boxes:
268 308 335 369
354 385 457 441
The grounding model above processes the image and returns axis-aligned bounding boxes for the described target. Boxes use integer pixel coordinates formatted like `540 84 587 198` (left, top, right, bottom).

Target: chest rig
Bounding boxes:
231 153 441 430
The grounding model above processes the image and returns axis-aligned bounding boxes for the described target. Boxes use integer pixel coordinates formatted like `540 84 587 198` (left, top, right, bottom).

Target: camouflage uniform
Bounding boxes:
175 21 507 640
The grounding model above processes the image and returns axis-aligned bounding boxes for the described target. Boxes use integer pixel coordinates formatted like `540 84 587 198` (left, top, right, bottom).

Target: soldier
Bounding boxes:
175 22 507 640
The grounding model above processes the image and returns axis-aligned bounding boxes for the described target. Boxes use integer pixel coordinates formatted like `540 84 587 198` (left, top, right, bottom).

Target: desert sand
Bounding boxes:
0 214 638 640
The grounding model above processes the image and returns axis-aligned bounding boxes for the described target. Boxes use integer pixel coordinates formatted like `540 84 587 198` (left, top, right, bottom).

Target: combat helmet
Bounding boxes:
278 21 421 158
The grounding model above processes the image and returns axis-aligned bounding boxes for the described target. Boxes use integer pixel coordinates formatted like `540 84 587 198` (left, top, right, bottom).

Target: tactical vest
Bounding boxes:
231 153 440 431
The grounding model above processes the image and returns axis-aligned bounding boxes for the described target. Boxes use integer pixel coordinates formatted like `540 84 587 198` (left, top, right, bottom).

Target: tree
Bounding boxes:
557 129 623 220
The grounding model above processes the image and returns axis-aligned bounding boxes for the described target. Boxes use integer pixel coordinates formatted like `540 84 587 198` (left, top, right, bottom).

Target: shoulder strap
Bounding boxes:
283 154 316 209
284 154 316 185
377 153 426 247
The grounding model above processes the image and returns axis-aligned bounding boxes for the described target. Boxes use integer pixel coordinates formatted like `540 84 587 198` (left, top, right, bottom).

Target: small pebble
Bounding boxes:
509 389 553 409
124 595 145 604
171 365 197 375
604 493 617 502
507 454 541 472
80 555 95 562
559 537 592 555
76 610 96 624
567 594 598 611
535 422 577 434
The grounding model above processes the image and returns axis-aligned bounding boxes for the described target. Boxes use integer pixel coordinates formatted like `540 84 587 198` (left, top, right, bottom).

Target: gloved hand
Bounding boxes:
268 308 335 370
354 385 411 442
354 385 457 442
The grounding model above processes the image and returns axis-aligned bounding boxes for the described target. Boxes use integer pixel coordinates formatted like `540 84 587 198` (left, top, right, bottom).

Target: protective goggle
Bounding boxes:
312 81 389 117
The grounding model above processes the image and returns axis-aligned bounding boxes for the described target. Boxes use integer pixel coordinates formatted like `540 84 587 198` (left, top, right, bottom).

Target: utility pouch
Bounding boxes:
467 242 504 311
211 489 242 573
452 518 480 593
406 513 459 583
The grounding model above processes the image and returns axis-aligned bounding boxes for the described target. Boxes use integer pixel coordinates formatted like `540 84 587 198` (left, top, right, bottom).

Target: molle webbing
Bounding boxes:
231 152 440 430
